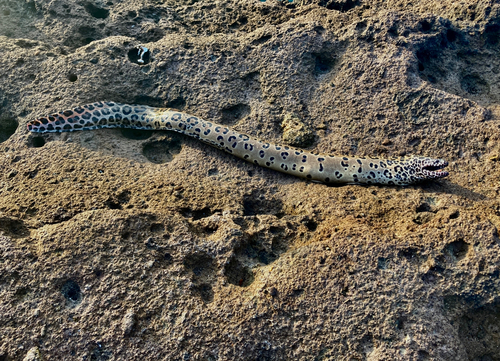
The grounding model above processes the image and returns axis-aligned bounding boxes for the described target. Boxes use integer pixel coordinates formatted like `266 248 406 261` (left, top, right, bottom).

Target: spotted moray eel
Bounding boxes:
27 101 449 185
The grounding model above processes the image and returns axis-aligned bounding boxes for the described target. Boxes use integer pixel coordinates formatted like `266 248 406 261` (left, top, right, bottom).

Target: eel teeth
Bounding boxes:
421 159 449 179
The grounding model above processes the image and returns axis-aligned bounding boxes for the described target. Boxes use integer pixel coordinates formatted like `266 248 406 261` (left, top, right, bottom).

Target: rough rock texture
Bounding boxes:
1 0 500 360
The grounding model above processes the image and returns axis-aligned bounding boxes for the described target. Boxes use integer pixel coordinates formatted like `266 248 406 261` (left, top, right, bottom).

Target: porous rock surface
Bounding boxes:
1 0 500 360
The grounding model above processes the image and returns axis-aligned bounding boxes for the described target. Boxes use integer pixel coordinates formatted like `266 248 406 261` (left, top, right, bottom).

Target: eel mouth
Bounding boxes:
422 159 449 179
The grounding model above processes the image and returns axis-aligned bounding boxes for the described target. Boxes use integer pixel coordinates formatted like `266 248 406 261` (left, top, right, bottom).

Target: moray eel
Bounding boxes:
27 101 449 185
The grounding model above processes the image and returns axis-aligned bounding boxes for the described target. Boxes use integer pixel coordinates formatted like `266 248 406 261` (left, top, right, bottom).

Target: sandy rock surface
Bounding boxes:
1 0 500 360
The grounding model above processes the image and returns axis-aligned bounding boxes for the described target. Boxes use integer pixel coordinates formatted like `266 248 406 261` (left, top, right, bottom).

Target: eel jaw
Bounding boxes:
419 158 449 180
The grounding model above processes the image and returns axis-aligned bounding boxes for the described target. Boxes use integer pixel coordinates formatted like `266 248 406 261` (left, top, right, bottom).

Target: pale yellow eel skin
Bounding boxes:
27 101 449 185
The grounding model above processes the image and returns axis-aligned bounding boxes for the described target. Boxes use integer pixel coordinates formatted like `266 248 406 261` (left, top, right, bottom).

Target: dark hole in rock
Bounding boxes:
193 283 214 303
420 20 432 32
416 203 431 213
127 46 150 65
0 217 29 238
320 0 359 12
251 35 272 46
183 253 216 282
400 247 419 260
61 280 82 304
446 29 457 42
165 97 185 110
258 249 277 265
220 104 250 125
242 193 284 217
31 136 45 148
208 168 219 176
377 257 388 269
224 257 254 287
142 135 182 164
120 128 152 140
485 24 500 46
150 223 164 233
396 316 406 329
180 207 213 220
313 52 335 74
0 117 17 143
84 2 109 19
68 73 78 82
305 220 317 231
446 239 469 261
163 253 173 264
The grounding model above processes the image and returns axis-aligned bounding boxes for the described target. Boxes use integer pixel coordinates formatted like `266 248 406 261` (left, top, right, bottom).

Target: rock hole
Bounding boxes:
377 257 388 270
417 350 430 360
0 117 17 143
396 315 406 330
446 29 458 42
163 252 173 264
400 247 419 261
61 280 82 305
31 136 45 148
84 2 109 19
421 272 436 284
416 203 431 213
320 0 359 12
449 211 459 219
0 217 29 238
355 21 366 30
257 249 277 265
208 168 219 176
120 128 152 140
77 25 98 44
242 192 284 217
220 104 250 125
183 253 216 300
192 283 214 303
224 257 254 287
127 46 150 65
67 73 78 82
180 207 213 220
150 223 164 233
251 34 272 46
290 288 303 297
419 20 432 32
313 52 335 75
142 135 182 164
165 97 185 110
408 138 421 146
446 239 470 261
485 24 500 46
304 219 317 231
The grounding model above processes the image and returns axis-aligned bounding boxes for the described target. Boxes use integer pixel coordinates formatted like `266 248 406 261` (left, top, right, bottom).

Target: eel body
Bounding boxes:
26 101 449 186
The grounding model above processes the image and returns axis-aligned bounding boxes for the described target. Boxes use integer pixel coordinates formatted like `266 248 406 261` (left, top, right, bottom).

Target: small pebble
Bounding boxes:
122 310 136 336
